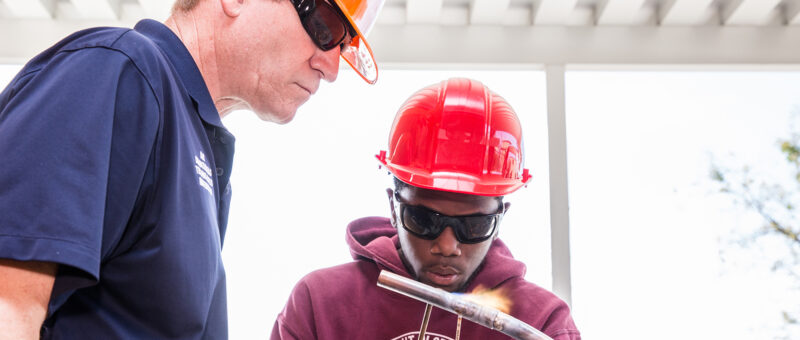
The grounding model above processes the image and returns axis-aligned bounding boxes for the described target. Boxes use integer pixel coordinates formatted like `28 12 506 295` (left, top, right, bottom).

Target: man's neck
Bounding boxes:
164 9 233 117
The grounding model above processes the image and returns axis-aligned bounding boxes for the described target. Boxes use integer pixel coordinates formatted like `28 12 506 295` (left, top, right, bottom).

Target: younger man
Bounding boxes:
271 78 581 339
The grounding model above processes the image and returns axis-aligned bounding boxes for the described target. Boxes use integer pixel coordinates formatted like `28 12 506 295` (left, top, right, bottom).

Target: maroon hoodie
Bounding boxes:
271 217 581 340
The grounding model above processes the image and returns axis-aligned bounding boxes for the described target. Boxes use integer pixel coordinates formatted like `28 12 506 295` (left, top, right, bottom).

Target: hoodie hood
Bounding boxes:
345 216 528 291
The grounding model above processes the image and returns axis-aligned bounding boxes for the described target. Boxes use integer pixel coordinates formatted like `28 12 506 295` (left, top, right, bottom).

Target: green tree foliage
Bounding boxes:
711 114 800 336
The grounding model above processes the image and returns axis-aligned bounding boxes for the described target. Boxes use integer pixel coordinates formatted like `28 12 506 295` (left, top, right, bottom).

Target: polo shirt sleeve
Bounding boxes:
0 46 159 290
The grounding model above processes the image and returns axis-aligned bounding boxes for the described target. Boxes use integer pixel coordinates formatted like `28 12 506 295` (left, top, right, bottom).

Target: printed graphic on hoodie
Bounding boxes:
391 332 454 340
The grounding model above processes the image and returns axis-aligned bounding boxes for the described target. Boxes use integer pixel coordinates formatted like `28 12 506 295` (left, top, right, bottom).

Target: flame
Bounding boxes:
461 285 513 314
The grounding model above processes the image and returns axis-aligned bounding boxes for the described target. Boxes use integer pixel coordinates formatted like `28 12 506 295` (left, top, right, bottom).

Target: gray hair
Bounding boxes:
172 0 201 12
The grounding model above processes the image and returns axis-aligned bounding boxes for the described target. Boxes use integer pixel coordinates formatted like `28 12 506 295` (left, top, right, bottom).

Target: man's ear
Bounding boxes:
220 0 244 17
386 188 397 228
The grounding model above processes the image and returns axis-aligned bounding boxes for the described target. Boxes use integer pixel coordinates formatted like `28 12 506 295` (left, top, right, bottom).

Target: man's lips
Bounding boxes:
423 266 461 287
296 82 318 95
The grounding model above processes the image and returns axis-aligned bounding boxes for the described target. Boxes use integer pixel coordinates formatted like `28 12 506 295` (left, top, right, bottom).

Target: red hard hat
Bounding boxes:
376 78 532 197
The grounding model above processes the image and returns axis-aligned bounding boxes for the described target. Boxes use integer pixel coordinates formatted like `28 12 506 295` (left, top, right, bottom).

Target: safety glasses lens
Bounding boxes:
458 215 497 241
301 0 350 51
400 205 498 244
401 206 440 239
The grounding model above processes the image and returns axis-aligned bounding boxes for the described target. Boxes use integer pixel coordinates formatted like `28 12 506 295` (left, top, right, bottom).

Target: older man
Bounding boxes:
272 78 581 339
0 0 384 338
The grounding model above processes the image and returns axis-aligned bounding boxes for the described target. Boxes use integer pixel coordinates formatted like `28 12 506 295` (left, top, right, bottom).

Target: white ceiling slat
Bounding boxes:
723 0 782 25
505 5 534 26
363 25 800 65
6 20 800 65
534 0 578 25
3 0 56 18
136 0 173 21
470 0 510 25
786 0 800 25
441 5 468 25
406 0 443 24
659 0 714 25
70 0 121 19
596 0 647 25
3 0 800 66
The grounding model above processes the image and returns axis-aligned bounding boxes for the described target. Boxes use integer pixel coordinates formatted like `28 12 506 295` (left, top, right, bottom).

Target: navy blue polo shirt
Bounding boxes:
0 20 235 339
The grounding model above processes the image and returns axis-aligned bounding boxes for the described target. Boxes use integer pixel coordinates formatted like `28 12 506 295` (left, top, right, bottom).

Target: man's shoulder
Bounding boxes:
23 26 131 68
55 26 161 61
298 261 381 291
30 25 172 80
9 25 169 97
54 26 132 52
496 278 580 338
303 261 380 281
503 277 567 305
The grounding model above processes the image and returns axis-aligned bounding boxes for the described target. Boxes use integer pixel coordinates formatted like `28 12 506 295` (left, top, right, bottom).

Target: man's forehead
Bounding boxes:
400 185 502 207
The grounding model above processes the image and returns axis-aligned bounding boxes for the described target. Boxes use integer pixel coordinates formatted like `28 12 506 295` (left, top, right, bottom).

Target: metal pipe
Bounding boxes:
455 315 463 340
418 304 433 339
377 270 554 340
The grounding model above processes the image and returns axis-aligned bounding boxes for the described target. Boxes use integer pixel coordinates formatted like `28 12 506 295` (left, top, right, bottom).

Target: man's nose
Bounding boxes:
310 46 340 82
431 226 462 257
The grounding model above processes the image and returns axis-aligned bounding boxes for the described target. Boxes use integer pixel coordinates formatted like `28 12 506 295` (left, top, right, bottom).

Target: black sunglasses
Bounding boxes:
393 193 504 244
292 0 355 51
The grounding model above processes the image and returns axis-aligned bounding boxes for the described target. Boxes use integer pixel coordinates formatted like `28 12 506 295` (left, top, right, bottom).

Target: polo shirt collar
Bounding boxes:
133 19 224 128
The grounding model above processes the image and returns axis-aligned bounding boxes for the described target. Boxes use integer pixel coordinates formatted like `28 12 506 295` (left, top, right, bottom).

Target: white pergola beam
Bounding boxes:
364 25 800 65
722 0 782 25
5 22 800 66
136 0 173 21
596 0 647 25
534 0 578 25
3 0 56 18
70 0 121 19
546 64 573 307
406 0 442 24
659 0 715 25
470 0 510 25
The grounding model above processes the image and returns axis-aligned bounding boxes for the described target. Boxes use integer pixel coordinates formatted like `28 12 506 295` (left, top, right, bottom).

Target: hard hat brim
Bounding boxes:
377 153 531 197
332 0 384 84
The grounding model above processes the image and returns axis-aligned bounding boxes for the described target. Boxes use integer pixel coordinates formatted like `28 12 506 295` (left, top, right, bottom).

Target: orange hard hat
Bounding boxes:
376 78 532 197
332 0 385 84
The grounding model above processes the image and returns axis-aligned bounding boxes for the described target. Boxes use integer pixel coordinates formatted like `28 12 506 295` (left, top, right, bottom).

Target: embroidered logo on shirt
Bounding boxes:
391 332 453 340
195 152 214 196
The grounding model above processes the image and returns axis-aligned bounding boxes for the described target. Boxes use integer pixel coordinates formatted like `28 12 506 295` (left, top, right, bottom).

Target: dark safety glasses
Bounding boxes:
291 0 355 51
393 193 504 244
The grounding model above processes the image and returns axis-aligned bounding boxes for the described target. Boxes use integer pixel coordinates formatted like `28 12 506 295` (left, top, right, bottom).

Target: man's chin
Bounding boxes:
255 109 297 124
419 278 461 293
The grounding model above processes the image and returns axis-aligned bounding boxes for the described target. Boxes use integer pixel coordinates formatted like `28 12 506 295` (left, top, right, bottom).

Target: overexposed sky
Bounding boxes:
2 65 799 339
567 71 800 339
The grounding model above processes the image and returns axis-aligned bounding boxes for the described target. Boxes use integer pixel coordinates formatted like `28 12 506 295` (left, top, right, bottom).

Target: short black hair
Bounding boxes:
393 176 410 193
